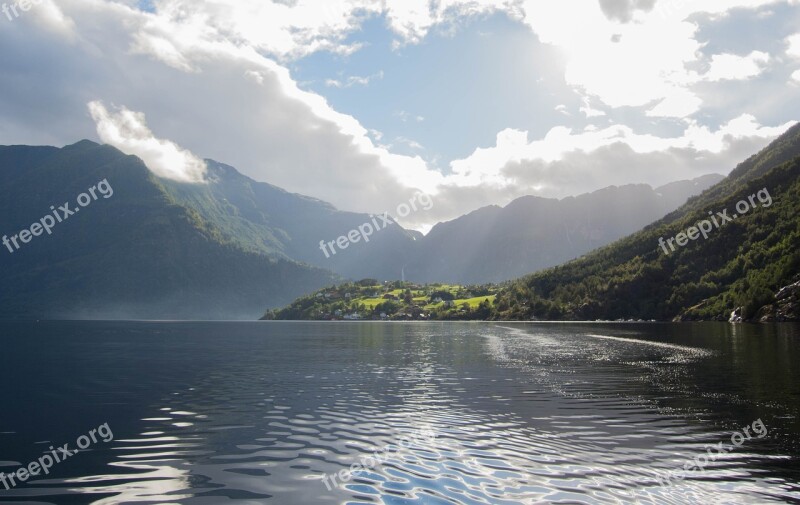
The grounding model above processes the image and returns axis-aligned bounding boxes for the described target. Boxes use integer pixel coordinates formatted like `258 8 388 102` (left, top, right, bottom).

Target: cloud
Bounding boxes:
142 0 372 60
394 136 425 151
445 114 796 196
128 0 512 60
23 0 78 40
518 0 788 118
384 0 523 47
788 33 800 57
598 0 656 22
645 50 770 118
325 71 384 88
0 0 797 231
580 96 606 118
498 139 761 198
793 69 800 82
522 0 700 112
646 87 703 118
702 51 770 81
130 32 197 72
394 110 425 122
88 101 207 183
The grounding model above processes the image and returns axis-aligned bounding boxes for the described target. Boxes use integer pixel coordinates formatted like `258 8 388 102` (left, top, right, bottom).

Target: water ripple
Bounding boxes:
1 321 799 504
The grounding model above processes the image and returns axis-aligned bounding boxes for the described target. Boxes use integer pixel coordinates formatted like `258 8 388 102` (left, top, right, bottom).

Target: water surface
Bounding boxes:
1 321 799 504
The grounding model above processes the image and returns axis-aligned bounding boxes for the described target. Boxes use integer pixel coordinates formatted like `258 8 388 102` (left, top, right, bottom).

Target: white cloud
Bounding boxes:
651 0 786 20
446 114 796 194
325 71 384 88
130 32 197 72
702 51 770 81
0 0 448 222
394 137 425 150
646 87 703 118
385 0 523 47
1 0 797 229
598 0 656 22
143 0 372 60
580 96 606 118
521 0 698 111
384 0 436 45
518 0 786 117
788 33 800 57
127 0 514 60
792 69 800 82
88 101 208 183
25 0 78 40
394 110 425 122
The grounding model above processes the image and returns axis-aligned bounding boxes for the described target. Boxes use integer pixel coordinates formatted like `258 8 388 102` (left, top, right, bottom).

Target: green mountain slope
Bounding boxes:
492 123 800 322
405 175 723 284
264 280 499 321
0 141 337 319
158 160 420 281
157 159 721 286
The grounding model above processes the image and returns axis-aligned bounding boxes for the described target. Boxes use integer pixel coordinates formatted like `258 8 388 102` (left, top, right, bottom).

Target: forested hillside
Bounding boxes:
492 124 800 322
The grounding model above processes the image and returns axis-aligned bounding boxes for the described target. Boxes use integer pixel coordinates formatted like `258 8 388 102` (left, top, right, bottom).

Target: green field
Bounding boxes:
267 281 500 320
357 292 496 311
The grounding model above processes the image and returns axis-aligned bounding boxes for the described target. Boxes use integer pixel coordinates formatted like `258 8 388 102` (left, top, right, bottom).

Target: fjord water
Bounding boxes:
1 322 799 504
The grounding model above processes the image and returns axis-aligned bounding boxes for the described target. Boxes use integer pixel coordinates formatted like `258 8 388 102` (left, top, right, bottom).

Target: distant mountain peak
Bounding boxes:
62 139 100 151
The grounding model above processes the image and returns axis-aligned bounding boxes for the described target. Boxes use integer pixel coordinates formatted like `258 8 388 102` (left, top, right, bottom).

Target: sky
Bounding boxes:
0 0 799 231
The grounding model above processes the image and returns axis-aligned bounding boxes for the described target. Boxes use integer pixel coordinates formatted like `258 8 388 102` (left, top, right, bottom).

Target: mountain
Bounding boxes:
492 123 800 322
405 175 723 284
0 138 729 321
146 154 720 288
159 160 419 281
154 159 720 287
0 141 338 320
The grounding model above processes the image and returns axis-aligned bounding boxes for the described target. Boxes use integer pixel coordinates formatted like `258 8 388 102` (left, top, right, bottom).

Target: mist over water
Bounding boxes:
1 321 799 504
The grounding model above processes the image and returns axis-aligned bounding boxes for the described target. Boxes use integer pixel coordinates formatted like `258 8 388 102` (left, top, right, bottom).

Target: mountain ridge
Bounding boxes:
490 123 800 322
0 141 339 320
0 138 732 319
405 174 724 284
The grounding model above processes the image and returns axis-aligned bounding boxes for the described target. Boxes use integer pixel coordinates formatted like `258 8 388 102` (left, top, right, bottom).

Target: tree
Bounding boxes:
430 290 455 302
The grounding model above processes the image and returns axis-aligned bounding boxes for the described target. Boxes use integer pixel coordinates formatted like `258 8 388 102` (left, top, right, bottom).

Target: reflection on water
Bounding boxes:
0 321 799 504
